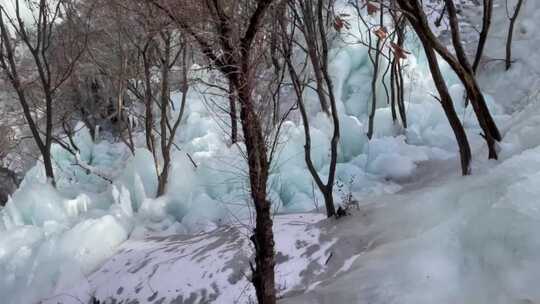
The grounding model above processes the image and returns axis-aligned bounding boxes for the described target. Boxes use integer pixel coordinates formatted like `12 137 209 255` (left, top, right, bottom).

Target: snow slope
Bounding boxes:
42 214 333 304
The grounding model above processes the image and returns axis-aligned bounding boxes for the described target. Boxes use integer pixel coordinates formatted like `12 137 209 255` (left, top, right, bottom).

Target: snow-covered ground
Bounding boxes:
43 117 540 303
42 214 333 304
1 0 540 303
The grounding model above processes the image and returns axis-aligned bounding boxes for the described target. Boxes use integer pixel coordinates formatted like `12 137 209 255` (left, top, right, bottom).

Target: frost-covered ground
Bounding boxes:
2 0 540 303
42 213 334 304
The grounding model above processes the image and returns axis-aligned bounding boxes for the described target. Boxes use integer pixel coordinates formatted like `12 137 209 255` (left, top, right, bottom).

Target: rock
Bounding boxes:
0 167 20 206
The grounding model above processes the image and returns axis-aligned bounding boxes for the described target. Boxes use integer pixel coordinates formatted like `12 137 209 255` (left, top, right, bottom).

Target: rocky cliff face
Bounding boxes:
0 167 19 206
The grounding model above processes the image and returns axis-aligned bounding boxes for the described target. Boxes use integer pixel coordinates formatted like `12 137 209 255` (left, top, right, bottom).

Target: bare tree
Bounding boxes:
294 0 331 115
87 0 192 197
283 0 339 217
151 1 279 302
505 0 524 71
419 32 473 175
79 0 141 144
0 0 87 186
348 1 408 135
390 14 407 128
473 0 493 73
365 1 385 139
228 80 238 144
155 31 190 197
396 0 502 161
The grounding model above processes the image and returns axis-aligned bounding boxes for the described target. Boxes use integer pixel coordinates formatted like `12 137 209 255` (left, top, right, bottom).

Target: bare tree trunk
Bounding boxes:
33 54 57 186
300 0 330 115
236 73 276 303
420 37 472 175
121 116 135 155
269 5 286 127
396 60 407 127
157 32 172 197
284 42 336 217
143 43 156 155
396 22 407 128
150 0 278 300
319 0 340 218
367 2 384 139
367 38 382 139
157 158 170 197
445 0 473 72
446 0 499 158
84 78 102 141
388 0 408 128
238 2 277 300
505 0 524 71
117 56 128 122
397 0 501 160
42 149 55 185
229 80 238 144
157 42 189 197
473 0 493 73
286 0 338 218
390 56 398 122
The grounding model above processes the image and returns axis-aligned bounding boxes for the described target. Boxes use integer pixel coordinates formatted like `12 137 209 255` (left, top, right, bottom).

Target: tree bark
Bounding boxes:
473 0 493 73
236 73 276 303
505 0 524 71
420 37 472 175
367 1 385 139
367 37 382 139
229 80 238 144
390 57 398 122
395 21 407 128
301 1 330 115
157 33 172 197
143 43 156 155
445 0 473 72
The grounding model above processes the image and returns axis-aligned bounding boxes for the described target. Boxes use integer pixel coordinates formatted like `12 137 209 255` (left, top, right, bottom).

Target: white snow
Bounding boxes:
41 213 330 304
